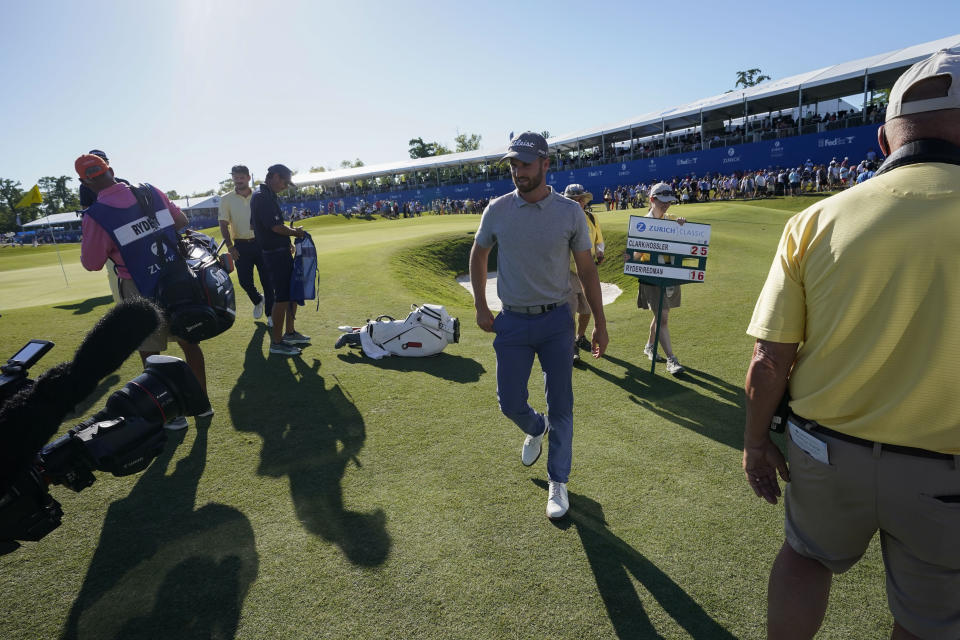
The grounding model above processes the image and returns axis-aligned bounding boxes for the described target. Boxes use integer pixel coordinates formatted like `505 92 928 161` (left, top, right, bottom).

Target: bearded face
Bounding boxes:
510 158 547 193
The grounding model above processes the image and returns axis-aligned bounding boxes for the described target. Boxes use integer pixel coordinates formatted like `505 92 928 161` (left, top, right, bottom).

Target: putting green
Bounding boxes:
0 258 111 310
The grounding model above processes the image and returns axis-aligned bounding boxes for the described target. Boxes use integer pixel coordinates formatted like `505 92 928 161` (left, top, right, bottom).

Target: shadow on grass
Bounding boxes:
533 479 737 640
231 326 390 566
62 419 259 640
336 350 485 383
580 354 744 450
54 295 114 315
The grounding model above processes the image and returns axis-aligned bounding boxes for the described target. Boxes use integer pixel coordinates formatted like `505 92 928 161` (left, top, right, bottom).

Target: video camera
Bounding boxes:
0 299 210 553
0 339 55 401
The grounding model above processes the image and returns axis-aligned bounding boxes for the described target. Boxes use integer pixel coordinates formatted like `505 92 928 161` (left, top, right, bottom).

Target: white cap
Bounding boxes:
649 182 677 203
886 47 960 121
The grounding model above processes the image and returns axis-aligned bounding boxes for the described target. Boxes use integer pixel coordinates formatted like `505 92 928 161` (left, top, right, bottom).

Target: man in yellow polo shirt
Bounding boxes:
219 164 272 322
743 47 960 639
562 183 605 364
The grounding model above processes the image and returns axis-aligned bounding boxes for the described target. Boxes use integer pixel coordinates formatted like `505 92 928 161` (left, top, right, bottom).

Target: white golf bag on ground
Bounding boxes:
335 304 460 359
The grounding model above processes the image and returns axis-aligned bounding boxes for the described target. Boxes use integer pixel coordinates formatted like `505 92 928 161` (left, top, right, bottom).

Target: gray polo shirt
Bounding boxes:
475 187 591 307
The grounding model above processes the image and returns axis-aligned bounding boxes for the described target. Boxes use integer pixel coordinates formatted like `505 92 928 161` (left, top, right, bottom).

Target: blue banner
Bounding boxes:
283 124 880 215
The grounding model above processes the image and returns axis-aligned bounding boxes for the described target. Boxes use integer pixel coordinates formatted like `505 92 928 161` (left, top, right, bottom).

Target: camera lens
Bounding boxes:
102 355 207 423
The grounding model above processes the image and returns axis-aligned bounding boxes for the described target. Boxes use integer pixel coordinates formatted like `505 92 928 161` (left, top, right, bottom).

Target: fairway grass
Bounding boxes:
0 199 891 639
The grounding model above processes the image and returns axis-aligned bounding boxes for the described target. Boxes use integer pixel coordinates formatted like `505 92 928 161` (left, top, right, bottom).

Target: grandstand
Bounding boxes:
19 211 84 243
287 33 960 214
169 193 221 229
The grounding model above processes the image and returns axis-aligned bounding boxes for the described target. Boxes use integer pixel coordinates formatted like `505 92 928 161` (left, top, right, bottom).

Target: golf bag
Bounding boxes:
290 232 318 307
153 229 237 343
335 304 459 359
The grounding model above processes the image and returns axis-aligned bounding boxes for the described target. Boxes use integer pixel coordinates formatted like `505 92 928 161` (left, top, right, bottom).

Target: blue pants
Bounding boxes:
493 305 575 483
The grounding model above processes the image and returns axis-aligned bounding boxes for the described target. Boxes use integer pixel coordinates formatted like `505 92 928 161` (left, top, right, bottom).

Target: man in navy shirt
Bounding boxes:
250 164 309 356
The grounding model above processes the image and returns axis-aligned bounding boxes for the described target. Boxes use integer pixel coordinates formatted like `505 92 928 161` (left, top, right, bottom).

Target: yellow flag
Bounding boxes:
14 184 42 209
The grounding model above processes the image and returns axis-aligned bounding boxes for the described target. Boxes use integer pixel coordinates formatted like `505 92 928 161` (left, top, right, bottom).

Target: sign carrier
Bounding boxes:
623 215 711 373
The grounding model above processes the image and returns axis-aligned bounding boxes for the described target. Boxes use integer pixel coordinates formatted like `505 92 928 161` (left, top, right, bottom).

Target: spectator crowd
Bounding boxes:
591 152 880 212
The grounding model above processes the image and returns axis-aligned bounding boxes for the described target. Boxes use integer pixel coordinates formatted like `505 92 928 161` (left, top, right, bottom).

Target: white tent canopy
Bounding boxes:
170 194 221 211
21 211 83 229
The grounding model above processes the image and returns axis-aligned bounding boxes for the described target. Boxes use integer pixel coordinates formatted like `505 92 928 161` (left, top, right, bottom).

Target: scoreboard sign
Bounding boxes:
623 216 711 286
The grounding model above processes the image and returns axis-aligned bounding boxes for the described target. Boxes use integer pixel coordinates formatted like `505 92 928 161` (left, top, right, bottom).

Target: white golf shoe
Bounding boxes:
521 417 549 466
666 356 685 376
644 343 666 363
546 480 569 519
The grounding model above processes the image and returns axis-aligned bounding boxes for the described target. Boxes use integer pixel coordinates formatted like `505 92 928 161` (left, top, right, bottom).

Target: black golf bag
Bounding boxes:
154 230 237 343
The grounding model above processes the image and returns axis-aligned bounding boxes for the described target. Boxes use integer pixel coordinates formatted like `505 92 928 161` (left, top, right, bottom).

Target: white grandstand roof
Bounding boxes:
296 148 505 186
21 211 83 228
170 194 221 210
294 33 960 187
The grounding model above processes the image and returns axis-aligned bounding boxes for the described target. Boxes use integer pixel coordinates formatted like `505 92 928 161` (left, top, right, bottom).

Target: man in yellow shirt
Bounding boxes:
219 165 272 322
563 184 604 363
743 48 960 639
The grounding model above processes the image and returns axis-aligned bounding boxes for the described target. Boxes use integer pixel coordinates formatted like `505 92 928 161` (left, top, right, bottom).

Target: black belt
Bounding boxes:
502 303 560 315
794 417 954 461
234 238 255 243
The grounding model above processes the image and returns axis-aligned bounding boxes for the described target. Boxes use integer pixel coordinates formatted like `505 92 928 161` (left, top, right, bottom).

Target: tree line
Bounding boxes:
408 133 482 159
0 176 81 233
306 132 486 173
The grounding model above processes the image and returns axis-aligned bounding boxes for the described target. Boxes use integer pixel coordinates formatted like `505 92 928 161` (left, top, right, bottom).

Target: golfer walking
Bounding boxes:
219 165 272 323
470 132 608 519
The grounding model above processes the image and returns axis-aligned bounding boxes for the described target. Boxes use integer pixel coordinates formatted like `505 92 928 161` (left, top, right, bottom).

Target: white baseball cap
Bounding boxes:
649 182 677 203
886 47 960 121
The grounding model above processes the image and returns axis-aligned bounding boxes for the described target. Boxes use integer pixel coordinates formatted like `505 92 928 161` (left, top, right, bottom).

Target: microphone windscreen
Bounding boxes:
72 298 161 385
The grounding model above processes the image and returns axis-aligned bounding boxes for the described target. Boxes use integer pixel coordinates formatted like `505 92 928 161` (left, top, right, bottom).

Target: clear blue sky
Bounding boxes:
1 1 957 196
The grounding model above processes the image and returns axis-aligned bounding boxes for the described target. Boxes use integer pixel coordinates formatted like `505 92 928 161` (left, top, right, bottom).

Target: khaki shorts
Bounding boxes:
118 278 171 353
784 426 960 638
637 282 681 310
567 271 591 315
106 259 122 303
